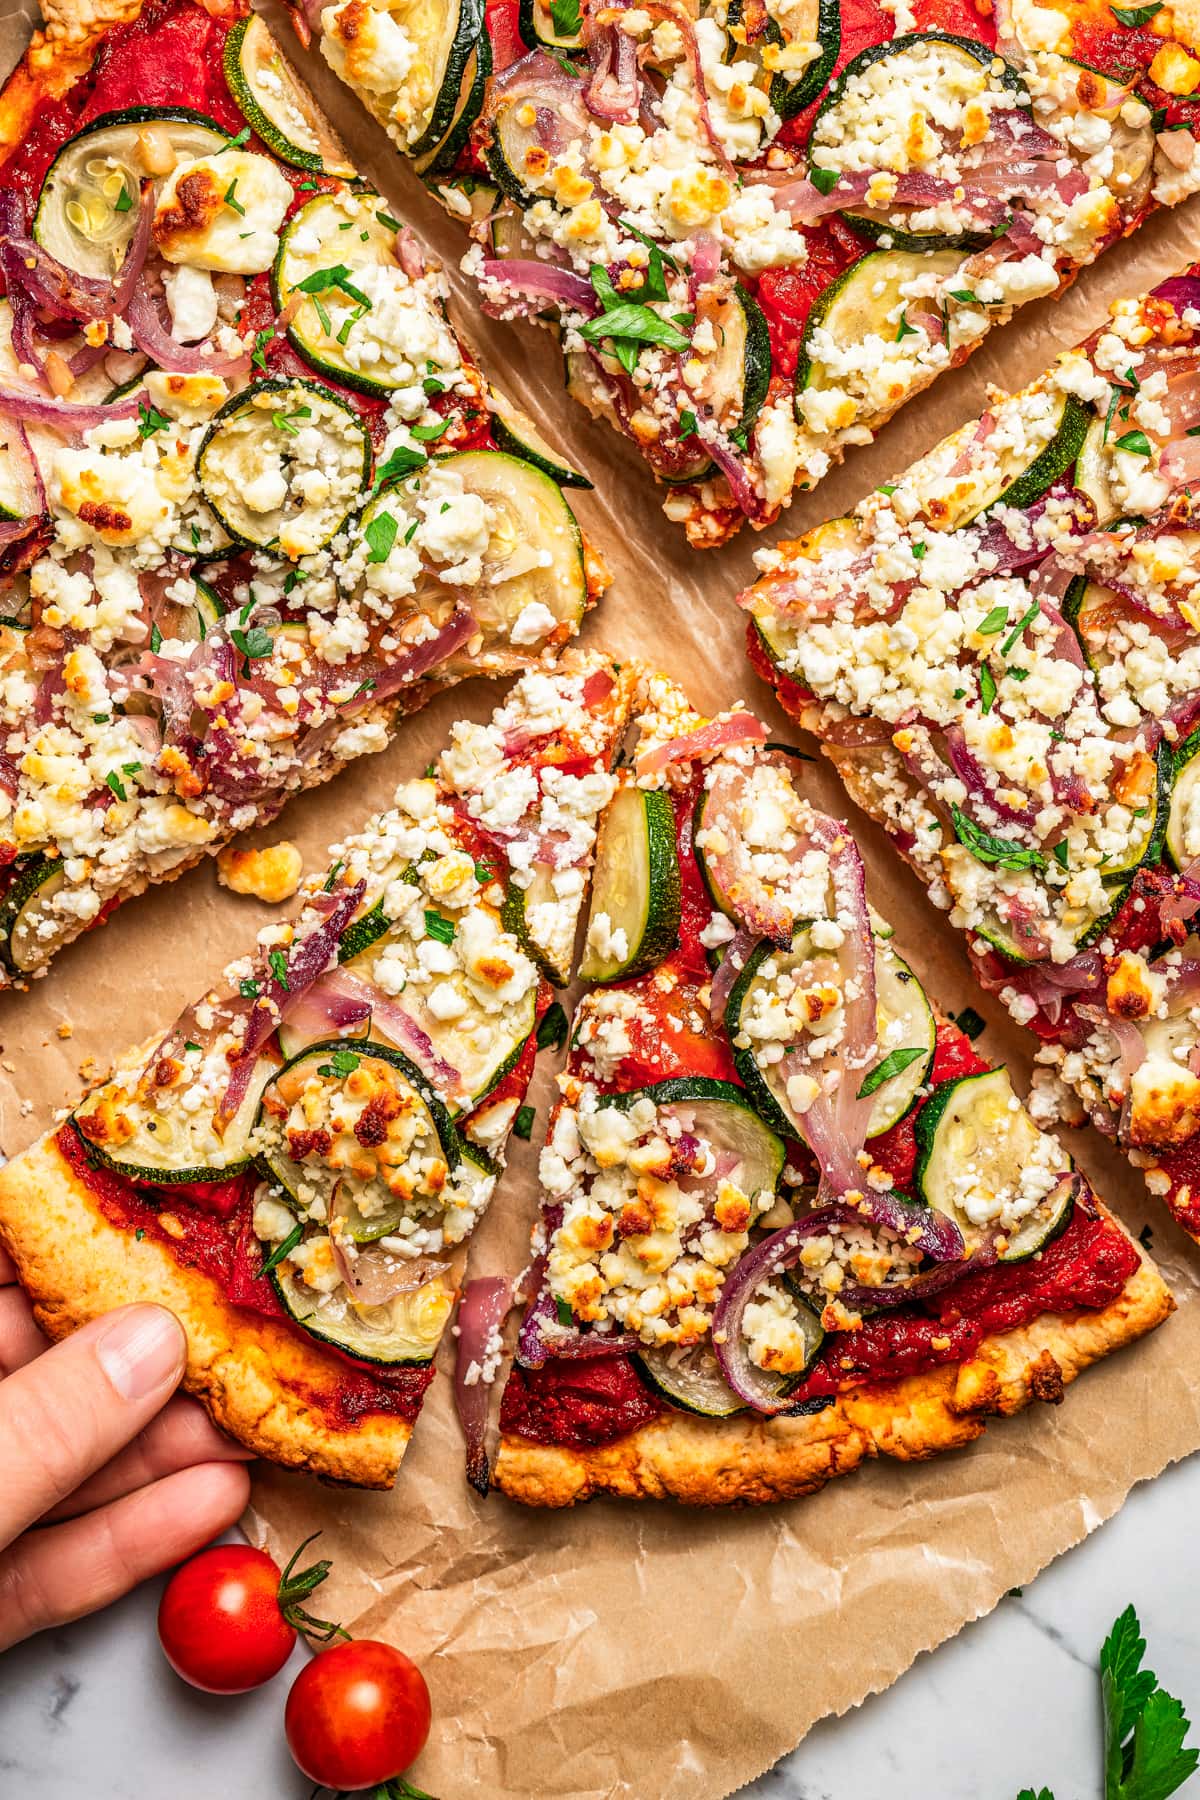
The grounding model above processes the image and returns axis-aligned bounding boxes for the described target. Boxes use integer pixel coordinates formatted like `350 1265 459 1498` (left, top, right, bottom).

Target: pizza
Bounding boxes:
0 0 607 987
292 0 1200 547
0 653 634 1488
740 264 1200 1245
490 672 1171 1507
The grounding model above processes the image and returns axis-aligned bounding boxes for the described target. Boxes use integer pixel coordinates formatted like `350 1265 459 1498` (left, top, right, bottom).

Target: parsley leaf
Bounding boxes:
952 1006 986 1040
239 977 260 999
950 804 1047 871
410 417 451 442
948 287 980 304
251 327 274 373
150 622 162 654
553 1293 573 1326
1103 1605 1199 1800
319 1047 361 1078
268 948 291 990
224 178 245 216
578 287 690 369
980 663 998 714
105 770 127 802
1002 599 1040 656
1110 0 1161 22
514 1103 536 1141
424 910 455 945
1114 429 1152 457
977 604 1010 635
549 0 581 34
810 166 839 195
364 510 398 565
1052 840 1070 870
857 1045 927 1098
372 442 428 494
536 1002 569 1053
113 182 133 214
258 1221 304 1279
679 408 698 439
137 400 170 440
230 624 273 662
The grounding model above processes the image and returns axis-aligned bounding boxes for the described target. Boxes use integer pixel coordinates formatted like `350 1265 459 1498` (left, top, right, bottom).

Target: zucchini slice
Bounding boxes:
487 386 590 487
0 854 67 976
196 377 371 556
256 1040 460 1235
152 573 224 645
486 92 546 206
1169 728 1200 870
500 867 572 988
912 1067 1076 1261
518 0 584 51
412 31 492 177
945 394 1089 529
224 15 354 175
727 931 935 1141
578 783 682 984
1063 574 1128 672
600 1077 786 1201
405 0 488 163
728 0 839 121
0 421 43 526
433 174 499 222
636 1341 745 1418
744 516 861 672
690 279 772 443
364 449 587 662
271 1258 456 1365
809 33 1029 250
34 107 230 280
77 1051 277 1184
273 190 459 398
795 248 963 422
347 929 537 1115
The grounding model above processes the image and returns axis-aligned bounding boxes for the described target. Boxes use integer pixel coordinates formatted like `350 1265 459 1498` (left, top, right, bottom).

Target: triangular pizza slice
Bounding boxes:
492 673 1172 1506
0 653 633 1488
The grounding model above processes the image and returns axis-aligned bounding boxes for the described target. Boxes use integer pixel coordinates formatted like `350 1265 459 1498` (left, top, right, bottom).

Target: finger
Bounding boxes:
0 1243 17 1284
0 1286 47 1377
0 1303 187 1544
42 1394 255 1523
0 1461 251 1650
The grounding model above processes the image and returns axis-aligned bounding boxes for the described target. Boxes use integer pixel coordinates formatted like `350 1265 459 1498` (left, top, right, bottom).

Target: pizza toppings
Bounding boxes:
0 4 607 986
742 269 1200 1237
505 674 1140 1439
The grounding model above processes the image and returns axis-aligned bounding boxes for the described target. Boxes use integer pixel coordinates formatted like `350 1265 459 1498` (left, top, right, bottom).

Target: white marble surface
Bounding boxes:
2 1451 1199 1799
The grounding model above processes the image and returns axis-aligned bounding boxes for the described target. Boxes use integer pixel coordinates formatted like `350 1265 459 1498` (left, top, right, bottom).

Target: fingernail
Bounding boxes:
96 1306 185 1400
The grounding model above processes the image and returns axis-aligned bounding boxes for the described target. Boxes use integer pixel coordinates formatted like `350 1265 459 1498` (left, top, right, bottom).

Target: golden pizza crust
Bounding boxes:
0 1133 414 1488
0 0 162 156
493 1222 1172 1506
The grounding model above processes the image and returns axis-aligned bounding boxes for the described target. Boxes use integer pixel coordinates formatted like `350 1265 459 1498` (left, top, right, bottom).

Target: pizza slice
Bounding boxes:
0 0 607 987
0 654 634 1488
292 0 1200 546
492 674 1171 1506
741 263 1200 1245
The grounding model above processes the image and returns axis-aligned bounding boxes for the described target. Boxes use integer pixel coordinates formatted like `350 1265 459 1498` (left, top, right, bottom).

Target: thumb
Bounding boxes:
0 1303 187 1546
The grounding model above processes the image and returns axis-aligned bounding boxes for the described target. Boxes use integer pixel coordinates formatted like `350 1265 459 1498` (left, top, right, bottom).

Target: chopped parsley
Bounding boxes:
372 441 427 494
1001 599 1040 656
514 1104 536 1141
272 404 312 436
364 509 399 564
809 166 839 195
411 417 451 442
268 948 291 990
977 604 1010 635
979 663 998 715
258 1221 304 1279
549 0 582 32
239 977 261 999
250 327 274 373
318 1048 362 1078
554 1293 573 1327
857 1045 927 1098
150 622 163 654
1114 429 1152 457
224 178 246 216
105 771 127 801
137 400 170 440
951 804 1047 872
424 910 456 944
536 1003 569 1053
1110 0 1161 21
230 623 274 664
1052 840 1070 870
113 182 133 214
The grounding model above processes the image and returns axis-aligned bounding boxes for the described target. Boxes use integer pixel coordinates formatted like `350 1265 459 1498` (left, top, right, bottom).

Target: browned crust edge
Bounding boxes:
493 1211 1172 1507
0 1133 413 1488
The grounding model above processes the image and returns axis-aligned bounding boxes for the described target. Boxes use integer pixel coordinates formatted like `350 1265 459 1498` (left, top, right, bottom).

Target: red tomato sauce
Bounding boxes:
505 1192 1138 1446
58 1122 435 1425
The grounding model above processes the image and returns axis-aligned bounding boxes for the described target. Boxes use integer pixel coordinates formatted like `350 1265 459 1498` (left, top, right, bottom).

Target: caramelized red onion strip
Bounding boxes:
455 1274 516 1495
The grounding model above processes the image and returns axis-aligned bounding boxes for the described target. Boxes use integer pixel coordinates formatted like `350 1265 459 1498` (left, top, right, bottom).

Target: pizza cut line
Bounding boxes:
291 0 1200 546
490 673 1171 1507
0 654 635 1488
741 265 1200 1248
0 0 607 987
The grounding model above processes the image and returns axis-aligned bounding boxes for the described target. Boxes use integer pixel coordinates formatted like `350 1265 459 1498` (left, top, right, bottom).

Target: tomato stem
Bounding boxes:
276 1532 351 1643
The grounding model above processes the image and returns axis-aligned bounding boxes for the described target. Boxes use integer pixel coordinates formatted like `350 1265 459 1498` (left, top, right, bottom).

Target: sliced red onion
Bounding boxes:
638 0 735 179
396 226 426 282
635 709 767 777
584 18 641 123
516 1280 635 1368
270 968 373 1050
330 1215 449 1307
367 605 477 701
0 187 152 324
0 382 144 431
126 284 253 377
221 880 366 1114
688 230 722 288
1162 957 1200 1014
1077 1002 1146 1138
311 966 468 1107
478 257 597 315
944 723 1041 832
454 1274 515 1495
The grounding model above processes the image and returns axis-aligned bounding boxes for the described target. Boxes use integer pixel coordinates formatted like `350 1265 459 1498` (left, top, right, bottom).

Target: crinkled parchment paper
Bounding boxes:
4 3 1200 1791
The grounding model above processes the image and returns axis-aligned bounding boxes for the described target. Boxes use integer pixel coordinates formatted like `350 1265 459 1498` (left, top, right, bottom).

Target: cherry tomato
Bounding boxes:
284 1639 432 1789
158 1535 341 1694
158 1546 296 1693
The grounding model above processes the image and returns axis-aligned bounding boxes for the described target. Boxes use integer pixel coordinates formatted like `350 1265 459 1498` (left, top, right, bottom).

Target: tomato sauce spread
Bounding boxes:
58 1123 433 1425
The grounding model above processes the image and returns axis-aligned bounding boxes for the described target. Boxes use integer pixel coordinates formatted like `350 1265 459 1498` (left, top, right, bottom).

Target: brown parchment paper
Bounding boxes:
6 3 1200 1790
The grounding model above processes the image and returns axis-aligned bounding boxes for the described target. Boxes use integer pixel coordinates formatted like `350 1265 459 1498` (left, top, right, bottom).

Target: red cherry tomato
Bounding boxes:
284 1639 432 1789
157 1546 297 1693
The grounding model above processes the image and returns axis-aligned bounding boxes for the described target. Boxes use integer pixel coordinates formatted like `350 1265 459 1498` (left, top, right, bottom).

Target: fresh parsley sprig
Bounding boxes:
1021 1605 1198 1800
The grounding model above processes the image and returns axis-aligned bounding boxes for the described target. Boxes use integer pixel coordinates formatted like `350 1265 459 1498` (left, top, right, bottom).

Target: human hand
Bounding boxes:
0 1244 254 1650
